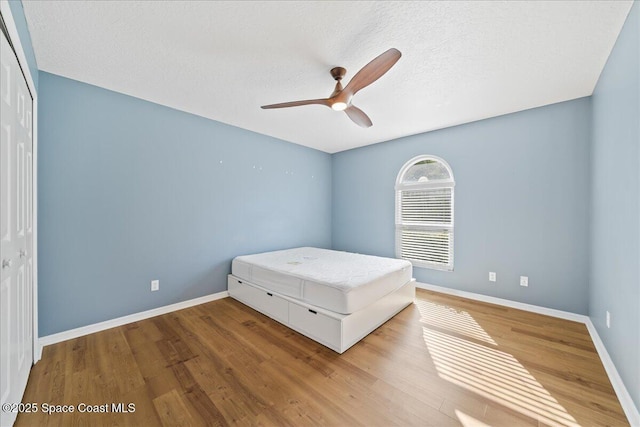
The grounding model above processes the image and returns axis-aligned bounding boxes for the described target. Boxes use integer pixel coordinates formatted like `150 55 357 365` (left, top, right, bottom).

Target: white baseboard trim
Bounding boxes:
35 340 42 363
585 318 640 426
39 291 229 348
416 282 587 322
416 282 640 426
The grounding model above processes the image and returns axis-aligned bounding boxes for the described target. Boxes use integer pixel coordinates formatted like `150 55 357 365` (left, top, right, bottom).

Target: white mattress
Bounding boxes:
231 247 412 314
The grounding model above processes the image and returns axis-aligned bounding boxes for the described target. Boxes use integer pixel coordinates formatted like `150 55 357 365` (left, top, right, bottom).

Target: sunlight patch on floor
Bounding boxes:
416 300 497 345
419 301 580 427
455 409 492 427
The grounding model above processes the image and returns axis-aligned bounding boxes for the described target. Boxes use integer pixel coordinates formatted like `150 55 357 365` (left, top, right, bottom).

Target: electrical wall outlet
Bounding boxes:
520 276 528 287
489 272 496 282
151 280 159 291
606 311 611 328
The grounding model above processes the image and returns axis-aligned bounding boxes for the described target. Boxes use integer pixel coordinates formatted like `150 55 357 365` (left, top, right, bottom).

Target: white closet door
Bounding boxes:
1 27 34 427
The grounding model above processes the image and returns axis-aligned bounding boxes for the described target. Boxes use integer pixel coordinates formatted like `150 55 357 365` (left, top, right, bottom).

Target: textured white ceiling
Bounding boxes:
23 1 632 153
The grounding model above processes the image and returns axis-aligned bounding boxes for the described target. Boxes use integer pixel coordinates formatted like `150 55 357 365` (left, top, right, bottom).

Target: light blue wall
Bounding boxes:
590 1 639 411
37 71 332 336
7 0 38 90
333 98 592 314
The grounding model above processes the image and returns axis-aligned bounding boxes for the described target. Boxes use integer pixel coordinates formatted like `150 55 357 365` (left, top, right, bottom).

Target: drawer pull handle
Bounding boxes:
267 292 273 297
308 309 317 314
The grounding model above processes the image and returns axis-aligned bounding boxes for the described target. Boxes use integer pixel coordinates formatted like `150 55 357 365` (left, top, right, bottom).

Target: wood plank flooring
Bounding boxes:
16 289 629 426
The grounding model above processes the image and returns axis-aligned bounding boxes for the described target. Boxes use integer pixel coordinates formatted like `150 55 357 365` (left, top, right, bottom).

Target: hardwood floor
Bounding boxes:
17 289 629 426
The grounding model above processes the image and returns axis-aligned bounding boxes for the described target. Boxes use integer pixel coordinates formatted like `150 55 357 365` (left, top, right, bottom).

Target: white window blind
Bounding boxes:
399 188 452 224
395 156 454 271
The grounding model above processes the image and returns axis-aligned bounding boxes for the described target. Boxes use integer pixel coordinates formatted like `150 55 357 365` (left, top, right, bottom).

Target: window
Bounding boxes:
395 155 455 271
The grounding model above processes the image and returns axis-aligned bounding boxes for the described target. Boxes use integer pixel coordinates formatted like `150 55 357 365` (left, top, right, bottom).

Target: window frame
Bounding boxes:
395 155 455 271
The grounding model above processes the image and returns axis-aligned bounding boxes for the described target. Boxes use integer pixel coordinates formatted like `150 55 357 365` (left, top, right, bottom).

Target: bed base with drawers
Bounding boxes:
228 275 415 353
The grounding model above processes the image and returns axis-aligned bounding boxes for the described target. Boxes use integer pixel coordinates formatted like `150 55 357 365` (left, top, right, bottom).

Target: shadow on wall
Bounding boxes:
176 260 234 302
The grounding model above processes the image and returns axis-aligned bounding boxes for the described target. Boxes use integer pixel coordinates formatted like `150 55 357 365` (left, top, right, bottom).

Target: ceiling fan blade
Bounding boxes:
343 48 402 97
261 98 331 109
345 105 373 128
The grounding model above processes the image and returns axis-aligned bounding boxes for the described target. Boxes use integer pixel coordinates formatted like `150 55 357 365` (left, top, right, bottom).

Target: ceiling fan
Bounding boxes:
261 48 402 128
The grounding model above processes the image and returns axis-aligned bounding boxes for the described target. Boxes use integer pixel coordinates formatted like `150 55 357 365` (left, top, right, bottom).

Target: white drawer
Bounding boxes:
228 277 289 324
289 302 341 349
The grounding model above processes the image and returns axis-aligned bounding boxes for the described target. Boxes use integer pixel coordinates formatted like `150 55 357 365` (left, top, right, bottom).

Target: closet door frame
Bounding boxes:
0 0 40 363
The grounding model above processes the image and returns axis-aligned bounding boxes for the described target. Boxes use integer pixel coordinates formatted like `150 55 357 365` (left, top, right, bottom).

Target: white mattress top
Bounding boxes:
233 247 412 292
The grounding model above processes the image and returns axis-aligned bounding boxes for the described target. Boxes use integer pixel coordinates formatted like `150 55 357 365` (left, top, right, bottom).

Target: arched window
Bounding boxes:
395 155 455 271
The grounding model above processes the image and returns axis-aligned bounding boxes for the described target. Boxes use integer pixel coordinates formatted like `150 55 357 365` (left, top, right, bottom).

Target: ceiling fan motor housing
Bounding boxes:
330 67 347 81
